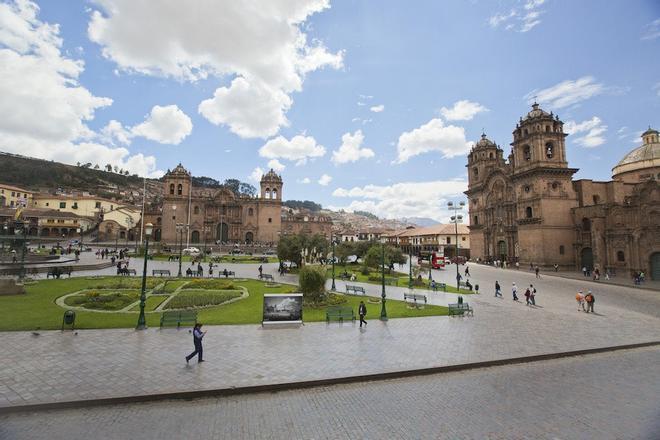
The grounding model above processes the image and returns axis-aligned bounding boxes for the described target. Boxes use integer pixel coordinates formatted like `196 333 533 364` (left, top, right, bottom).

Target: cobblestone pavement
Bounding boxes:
1 346 658 440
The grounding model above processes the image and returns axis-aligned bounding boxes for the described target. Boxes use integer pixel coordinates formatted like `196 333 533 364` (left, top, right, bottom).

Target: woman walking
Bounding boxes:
186 323 206 364
512 282 519 301
495 280 502 298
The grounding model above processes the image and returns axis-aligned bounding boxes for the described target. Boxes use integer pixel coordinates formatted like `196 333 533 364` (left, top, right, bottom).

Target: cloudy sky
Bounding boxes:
1 0 658 221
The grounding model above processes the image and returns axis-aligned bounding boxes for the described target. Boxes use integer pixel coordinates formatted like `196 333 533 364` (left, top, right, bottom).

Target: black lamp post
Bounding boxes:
331 232 336 291
408 244 413 288
176 223 184 277
136 222 153 330
14 220 28 281
447 200 465 291
380 241 388 320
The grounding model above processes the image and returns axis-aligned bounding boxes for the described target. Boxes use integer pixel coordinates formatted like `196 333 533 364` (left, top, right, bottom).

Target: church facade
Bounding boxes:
465 104 660 279
154 165 331 246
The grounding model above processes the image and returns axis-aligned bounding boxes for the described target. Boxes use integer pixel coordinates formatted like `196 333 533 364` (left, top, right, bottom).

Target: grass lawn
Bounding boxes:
139 255 278 264
0 276 448 331
129 295 169 312
327 265 475 294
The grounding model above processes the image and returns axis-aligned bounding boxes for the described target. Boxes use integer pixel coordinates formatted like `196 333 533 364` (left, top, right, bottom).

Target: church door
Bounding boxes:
216 223 228 243
580 247 594 270
498 240 507 261
191 230 200 244
650 252 660 281
245 232 254 244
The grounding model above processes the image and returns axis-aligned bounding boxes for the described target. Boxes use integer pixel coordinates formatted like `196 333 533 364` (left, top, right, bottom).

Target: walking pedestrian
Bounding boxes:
585 291 595 313
529 284 536 306
495 280 502 297
582 266 587 277
554 263 558 272
358 301 367 328
535 266 541 279
515 261 520 270
512 282 519 301
524 287 531 306
185 323 206 363
576 290 586 312
464 266 470 278
258 264 263 278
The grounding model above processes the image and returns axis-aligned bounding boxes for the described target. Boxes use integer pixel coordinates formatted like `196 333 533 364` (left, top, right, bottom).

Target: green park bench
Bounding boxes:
431 282 447 292
448 303 474 317
160 310 198 328
47 267 73 279
404 292 427 307
459 281 473 291
260 273 274 282
326 305 355 323
219 270 235 278
152 269 171 277
345 285 365 295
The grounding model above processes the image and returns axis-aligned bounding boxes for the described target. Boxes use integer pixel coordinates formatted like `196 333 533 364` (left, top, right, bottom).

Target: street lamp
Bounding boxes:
408 243 413 288
76 226 83 251
331 232 336 291
380 241 388 321
2 223 7 255
447 200 465 291
176 223 184 277
136 222 153 330
125 217 134 250
14 220 28 281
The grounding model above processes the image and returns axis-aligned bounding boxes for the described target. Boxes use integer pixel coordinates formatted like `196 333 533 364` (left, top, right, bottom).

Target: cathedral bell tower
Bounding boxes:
511 103 568 173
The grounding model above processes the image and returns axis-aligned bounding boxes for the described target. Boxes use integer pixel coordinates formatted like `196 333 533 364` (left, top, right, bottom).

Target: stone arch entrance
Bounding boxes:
580 247 594 270
191 230 200 244
650 252 660 281
216 223 228 243
245 231 254 244
497 240 507 261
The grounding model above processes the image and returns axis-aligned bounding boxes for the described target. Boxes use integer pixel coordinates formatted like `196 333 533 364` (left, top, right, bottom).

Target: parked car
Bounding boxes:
182 247 201 255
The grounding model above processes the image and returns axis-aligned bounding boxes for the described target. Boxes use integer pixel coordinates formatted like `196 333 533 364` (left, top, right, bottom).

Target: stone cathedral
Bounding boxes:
465 104 660 279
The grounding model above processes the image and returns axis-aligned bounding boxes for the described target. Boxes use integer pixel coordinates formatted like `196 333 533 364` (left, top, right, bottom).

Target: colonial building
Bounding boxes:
0 183 32 208
465 104 660 278
158 165 331 246
32 194 118 218
384 224 470 257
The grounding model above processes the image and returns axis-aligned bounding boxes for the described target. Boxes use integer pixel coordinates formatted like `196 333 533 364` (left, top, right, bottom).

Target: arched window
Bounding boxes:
473 167 479 177
245 232 254 243
193 206 200 215
177 184 183 195
169 184 175 195
248 208 254 216
474 215 479 225
265 188 271 199
523 145 531 161
559 245 565 255
545 125 550 132
446 237 451 244
272 188 278 199
489 153 493 159
545 142 554 159
582 218 591 231
525 206 533 218
592 195 600 205
156 217 162 225
617 251 625 262
191 230 200 243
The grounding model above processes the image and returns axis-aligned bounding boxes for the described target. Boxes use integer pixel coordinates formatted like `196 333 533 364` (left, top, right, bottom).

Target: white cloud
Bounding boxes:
249 167 264 182
369 104 384 113
267 159 286 172
131 105 192 144
331 179 468 221
198 77 291 139
88 0 344 139
565 116 607 148
525 76 604 109
488 0 545 33
0 0 162 177
395 118 473 163
331 130 375 164
641 18 660 40
440 100 488 121
259 135 326 164
318 174 332 186
100 120 131 146
297 177 311 184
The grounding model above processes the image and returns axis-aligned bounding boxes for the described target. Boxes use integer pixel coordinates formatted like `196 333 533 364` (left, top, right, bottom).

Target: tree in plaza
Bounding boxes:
363 243 405 269
306 233 328 262
277 234 304 267
298 265 327 303
335 241 355 265
353 240 375 258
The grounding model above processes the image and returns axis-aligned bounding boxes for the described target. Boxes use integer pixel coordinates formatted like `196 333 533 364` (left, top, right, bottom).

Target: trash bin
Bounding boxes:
475 284 479 293
62 310 75 331
458 295 463 304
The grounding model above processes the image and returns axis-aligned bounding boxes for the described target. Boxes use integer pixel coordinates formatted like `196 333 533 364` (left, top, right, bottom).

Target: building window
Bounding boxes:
474 215 479 225
524 185 530 193
11 192 15 197
268 218 272 223
272 188 278 199
592 195 600 204
193 206 200 215
72 203 78 210
95 201 101 208
248 208 254 216
525 206 533 218
489 153 493 159
462 237 466 241
473 167 478 177
59 202 66 209
559 245 565 255
523 145 531 161
582 218 591 231
265 188 271 199
446 237 451 244
617 251 625 262
546 143 554 159
552 182 558 190
45 202 49 207
169 184 175 195
177 184 183 195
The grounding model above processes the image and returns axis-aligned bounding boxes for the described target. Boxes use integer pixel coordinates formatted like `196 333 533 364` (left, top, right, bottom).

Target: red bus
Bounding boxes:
418 251 445 269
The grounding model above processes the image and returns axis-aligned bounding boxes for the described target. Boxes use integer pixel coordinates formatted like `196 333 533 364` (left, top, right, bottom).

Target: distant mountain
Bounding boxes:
399 217 440 227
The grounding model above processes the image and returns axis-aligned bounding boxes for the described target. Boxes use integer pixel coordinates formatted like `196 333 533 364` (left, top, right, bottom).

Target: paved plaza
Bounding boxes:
1 346 658 440
1 258 659 411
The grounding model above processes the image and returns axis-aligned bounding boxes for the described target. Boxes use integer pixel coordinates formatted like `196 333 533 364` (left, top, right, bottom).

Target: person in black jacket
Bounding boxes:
358 301 367 328
186 323 206 363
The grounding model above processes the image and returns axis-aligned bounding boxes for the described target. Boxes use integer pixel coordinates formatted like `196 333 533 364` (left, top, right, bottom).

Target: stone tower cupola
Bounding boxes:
511 103 568 175
164 163 191 199
467 133 504 187
260 169 283 200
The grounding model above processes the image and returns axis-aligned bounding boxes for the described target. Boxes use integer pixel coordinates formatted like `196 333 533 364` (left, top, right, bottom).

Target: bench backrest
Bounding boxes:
327 305 353 314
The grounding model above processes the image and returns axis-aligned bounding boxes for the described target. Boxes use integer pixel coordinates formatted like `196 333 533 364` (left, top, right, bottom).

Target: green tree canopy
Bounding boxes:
363 243 406 268
298 265 327 303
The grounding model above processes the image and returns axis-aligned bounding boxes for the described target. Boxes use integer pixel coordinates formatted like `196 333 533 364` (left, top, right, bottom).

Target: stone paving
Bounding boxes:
1 346 658 440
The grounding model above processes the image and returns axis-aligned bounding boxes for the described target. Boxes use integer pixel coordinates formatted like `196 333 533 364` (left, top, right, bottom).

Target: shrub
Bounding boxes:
298 265 327 304
181 279 234 290
360 266 370 276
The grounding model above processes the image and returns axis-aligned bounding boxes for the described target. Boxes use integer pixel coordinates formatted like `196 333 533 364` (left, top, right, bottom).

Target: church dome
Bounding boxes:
612 127 660 181
474 133 496 149
260 169 282 182
166 163 190 176
523 102 551 120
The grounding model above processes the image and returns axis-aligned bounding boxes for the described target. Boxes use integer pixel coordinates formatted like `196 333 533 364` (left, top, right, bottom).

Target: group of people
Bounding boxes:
495 281 539 306
575 290 596 313
95 248 114 260
633 271 645 285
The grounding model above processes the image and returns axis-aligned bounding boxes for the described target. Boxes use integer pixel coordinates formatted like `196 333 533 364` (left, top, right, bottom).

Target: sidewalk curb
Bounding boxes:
2 340 658 415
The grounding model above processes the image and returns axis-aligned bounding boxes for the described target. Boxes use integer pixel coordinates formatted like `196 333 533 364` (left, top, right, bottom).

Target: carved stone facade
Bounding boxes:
154 165 332 246
466 105 660 279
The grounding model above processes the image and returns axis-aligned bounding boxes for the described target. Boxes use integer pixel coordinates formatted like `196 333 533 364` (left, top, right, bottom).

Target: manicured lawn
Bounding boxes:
139 254 278 264
0 276 448 331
